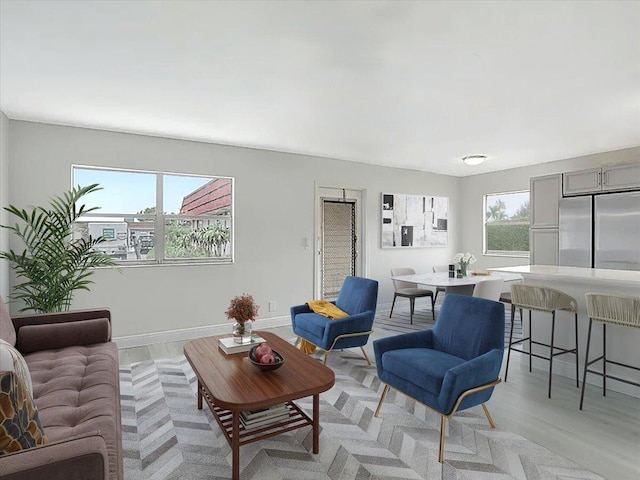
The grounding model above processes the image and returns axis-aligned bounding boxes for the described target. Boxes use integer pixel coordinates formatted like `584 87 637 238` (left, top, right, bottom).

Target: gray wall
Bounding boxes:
0 112 9 301
6 120 460 337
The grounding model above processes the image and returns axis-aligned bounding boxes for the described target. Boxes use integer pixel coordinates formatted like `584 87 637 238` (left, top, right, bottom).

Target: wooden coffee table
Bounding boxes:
184 331 335 480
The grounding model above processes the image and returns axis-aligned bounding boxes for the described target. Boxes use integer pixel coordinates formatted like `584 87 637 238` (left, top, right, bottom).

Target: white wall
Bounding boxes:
459 146 640 269
6 120 460 338
0 111 9 301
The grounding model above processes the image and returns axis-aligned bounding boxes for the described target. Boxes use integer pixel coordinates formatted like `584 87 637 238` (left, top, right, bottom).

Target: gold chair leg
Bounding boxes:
375 384 498 463
360 346 372 365
439 416 446 463
294 336 300 347
374 384 390 417
481 403 496 428
323 352 328 365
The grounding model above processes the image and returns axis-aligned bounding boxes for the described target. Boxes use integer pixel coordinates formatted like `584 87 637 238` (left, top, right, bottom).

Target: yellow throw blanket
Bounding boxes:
299 300 349 354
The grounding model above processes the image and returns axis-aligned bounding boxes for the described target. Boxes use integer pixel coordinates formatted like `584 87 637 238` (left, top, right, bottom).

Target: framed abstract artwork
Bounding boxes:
381 193 448 248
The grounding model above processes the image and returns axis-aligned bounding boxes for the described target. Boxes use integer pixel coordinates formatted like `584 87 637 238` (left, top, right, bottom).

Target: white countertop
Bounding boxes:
488 265 640 287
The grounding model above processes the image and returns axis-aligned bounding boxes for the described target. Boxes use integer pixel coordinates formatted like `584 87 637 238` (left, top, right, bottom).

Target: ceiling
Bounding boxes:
1 1 639 177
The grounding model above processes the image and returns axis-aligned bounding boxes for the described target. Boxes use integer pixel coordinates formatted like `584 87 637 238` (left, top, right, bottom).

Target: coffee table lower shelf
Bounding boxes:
200 384 314 447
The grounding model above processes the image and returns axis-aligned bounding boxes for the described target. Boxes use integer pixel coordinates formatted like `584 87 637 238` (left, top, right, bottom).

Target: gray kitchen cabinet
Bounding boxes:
531 174 562 228
602 163 640 191
530 228 559 266
563 163 640 196
562 168 601 196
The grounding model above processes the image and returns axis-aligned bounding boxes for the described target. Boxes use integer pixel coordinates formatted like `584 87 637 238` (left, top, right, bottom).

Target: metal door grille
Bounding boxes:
322 200 356 298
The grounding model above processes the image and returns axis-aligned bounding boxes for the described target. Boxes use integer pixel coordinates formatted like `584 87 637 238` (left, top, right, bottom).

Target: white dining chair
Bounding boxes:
472 278 504 301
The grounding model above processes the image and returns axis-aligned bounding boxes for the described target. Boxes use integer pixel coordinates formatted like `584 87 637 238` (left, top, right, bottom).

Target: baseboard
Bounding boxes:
113 315 291 349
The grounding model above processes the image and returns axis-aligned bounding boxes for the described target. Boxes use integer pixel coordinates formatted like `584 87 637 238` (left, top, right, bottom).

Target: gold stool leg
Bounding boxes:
439 416 447 463
374 384 390 417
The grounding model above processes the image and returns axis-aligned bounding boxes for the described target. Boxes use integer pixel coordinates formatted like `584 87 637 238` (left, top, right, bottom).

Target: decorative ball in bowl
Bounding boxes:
248 344 285 371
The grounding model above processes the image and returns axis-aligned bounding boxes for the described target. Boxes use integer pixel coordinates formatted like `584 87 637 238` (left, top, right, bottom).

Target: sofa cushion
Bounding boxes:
0 297 16 347
24 342 122 480
0 339 33 397
17 318 111 354
0 371 48 454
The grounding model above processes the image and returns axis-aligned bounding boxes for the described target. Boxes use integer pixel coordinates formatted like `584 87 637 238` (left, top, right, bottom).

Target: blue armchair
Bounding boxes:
291 276 379 365
373 294 505 462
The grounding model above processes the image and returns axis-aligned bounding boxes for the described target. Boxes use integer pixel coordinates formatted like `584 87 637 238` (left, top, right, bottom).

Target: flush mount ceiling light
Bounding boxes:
462 155 487 166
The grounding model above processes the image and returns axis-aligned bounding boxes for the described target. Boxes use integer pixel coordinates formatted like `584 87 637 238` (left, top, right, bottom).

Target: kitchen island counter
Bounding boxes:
489 264 640 397
489 265 640 288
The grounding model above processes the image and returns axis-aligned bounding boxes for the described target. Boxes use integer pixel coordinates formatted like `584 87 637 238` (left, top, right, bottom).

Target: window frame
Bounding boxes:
72 165 234 266
483 189 530 258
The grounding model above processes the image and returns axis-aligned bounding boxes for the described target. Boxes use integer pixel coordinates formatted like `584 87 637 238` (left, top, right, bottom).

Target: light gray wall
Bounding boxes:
459 146 640 269
7 120 460 337
0 111 9 301
6 119 638 339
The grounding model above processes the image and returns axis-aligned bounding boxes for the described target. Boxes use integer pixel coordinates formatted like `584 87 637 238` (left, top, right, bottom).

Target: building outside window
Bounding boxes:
72 166 233 264
484 190 529 257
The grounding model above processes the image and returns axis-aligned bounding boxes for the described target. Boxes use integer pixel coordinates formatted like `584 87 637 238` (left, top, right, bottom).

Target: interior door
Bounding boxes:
315 186 365 299
321 199 356 298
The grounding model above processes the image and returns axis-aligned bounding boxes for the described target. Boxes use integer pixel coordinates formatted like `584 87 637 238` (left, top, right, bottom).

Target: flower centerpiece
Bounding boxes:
453 252 477 277
226 293 259 343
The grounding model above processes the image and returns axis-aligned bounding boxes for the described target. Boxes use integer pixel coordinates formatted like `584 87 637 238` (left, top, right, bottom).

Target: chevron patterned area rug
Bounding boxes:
120 350 601 480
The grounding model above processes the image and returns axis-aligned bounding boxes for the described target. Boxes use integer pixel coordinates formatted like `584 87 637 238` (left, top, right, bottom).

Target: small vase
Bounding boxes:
232 320 252 344
460 262 468 277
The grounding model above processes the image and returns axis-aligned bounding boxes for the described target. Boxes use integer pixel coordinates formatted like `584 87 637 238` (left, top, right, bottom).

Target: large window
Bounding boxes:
484 190 529 256
72 166 233 264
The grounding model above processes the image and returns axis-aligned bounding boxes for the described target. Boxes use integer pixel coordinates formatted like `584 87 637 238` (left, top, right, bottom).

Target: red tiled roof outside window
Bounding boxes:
180 178 231 215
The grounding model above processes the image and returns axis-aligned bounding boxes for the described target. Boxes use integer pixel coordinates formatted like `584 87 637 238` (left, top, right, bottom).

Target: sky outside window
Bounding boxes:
486 191 529 217
74 168 211 214
164 174 211 213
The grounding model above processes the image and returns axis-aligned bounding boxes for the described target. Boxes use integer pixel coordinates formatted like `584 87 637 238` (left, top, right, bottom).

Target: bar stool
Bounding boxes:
580 293 640 410
504 284 579 398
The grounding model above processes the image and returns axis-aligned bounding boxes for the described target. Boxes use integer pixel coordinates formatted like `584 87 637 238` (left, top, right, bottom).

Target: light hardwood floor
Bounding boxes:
118 324 640 480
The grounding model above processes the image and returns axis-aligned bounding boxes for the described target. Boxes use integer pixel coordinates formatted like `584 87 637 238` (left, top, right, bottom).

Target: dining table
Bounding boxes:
390 270 524 296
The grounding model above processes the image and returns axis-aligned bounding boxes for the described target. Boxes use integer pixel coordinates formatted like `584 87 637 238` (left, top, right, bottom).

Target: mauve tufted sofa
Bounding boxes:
0 296 123 480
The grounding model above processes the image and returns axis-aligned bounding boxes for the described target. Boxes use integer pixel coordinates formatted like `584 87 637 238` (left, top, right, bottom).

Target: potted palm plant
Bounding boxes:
0 184 118 313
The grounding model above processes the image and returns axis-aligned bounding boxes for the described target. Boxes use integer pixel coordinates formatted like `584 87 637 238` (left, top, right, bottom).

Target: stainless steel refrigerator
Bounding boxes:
559 191 640 271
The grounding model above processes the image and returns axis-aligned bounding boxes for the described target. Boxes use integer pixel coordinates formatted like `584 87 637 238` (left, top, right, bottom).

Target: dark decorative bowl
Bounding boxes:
248 345 285 371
